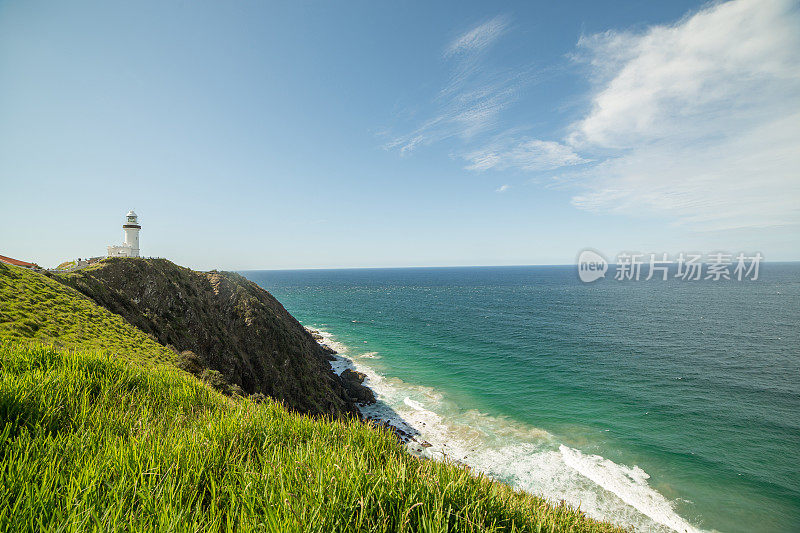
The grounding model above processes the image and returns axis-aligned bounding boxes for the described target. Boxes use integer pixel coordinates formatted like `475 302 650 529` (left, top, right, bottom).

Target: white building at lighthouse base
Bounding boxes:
107 244 136 257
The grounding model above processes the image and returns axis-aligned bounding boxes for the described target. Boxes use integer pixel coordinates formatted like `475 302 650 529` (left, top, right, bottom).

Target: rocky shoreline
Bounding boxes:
306 327 436 452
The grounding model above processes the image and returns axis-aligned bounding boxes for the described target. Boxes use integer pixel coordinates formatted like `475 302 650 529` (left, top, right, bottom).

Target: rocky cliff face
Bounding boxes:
55 258 360 417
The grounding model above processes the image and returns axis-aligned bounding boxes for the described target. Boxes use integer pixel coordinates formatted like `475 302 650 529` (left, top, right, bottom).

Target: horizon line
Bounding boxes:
234 260 800 272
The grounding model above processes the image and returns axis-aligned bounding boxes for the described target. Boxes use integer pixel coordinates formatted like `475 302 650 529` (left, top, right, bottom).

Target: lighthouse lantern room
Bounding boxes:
107 210 141 258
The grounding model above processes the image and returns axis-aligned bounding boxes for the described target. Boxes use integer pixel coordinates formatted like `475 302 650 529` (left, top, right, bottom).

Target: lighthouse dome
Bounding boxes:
126 210 137 217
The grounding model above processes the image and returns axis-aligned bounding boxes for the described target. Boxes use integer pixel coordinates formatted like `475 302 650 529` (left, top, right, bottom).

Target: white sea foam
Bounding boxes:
560 446 701 533
310 326 703 533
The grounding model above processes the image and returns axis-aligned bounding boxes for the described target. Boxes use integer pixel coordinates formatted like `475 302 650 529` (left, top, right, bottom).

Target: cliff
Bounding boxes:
54 258 361 417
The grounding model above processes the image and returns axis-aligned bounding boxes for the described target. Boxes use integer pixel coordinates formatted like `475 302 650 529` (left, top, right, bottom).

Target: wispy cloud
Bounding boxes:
464 139 589 172
444 15 509 58
383 79 520 155
383 15 521 155
495 184 511 193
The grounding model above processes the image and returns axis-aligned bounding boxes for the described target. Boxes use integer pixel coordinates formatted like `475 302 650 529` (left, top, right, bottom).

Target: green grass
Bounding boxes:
0 343 626 532
0 262 175 365
0 262 627 532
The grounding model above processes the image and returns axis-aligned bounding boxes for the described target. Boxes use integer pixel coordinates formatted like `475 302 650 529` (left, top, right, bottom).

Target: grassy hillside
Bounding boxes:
0 343 626 532
0 262 174 365
0 262 627 532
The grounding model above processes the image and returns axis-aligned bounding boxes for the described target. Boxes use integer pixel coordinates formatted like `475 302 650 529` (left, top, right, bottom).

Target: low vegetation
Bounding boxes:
0 344 625 532
0 262 174 365
0 262 627 532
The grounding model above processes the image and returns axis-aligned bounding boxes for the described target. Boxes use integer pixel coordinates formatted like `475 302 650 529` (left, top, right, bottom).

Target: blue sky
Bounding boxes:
1 0 798 269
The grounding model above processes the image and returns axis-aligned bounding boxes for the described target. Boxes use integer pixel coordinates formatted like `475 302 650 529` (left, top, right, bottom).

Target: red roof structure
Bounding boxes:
0 254 38 269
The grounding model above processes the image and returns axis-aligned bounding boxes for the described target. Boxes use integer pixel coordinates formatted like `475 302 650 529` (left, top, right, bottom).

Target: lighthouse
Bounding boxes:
107 210 141 258
123 210 141 256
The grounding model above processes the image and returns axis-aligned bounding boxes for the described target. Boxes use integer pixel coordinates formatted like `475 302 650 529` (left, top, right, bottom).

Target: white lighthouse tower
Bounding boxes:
123 210 141 257
107 210 141 258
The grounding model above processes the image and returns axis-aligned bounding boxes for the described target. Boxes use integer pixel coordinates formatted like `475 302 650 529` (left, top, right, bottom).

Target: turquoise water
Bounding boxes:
243 265 800 532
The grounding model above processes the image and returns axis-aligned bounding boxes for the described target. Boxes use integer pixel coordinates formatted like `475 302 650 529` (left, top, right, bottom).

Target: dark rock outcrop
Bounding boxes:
55 258 361 417
340 368 376 405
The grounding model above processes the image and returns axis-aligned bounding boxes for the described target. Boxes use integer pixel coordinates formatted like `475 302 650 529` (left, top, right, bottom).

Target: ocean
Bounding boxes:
242 264 800 533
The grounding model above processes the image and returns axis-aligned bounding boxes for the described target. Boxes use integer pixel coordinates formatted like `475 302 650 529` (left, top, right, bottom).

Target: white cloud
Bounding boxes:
496 184 511 192
465 139 589 171
444 15 509 58
571 110 800 230
569 0 800 149
563 0 800 230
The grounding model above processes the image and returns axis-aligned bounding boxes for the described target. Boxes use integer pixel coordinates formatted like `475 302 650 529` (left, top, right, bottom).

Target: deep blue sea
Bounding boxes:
243 264 800 533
